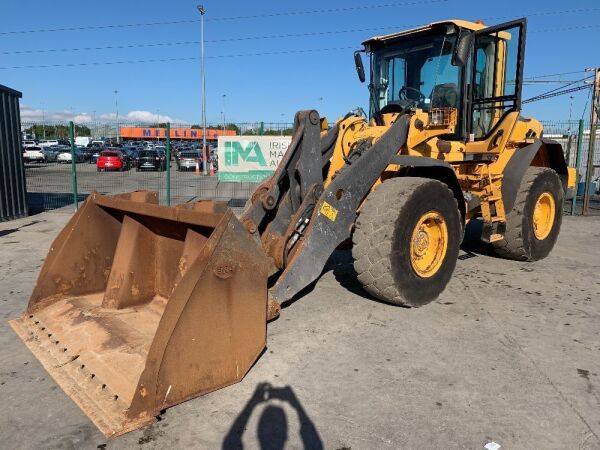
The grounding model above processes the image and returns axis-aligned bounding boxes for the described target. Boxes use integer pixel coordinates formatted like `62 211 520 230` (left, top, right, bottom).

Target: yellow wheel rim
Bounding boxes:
410 211 448 278
533 192 555 240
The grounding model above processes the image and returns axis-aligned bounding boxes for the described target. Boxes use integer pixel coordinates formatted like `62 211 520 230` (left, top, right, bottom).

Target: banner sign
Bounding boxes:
217 136 292 182
120 127 236 140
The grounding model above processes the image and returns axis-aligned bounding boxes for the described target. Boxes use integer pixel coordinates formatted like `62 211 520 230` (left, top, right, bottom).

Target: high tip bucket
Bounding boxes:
10 191 271 437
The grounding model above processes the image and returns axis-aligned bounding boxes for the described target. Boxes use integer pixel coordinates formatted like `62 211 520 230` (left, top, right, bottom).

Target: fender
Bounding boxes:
501 138 567 211
389 155 466 222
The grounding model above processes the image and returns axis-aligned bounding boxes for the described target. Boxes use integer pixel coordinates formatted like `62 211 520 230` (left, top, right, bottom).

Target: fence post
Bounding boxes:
571 119 584 215
69 121 79 210
166 122 171 206
259 121 264 136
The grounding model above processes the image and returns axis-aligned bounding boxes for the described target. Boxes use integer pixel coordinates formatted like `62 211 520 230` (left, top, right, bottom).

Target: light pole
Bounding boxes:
42 105 46 140
157 109 160 141
221 94 226 132
114 90 119 143
197 4 208 174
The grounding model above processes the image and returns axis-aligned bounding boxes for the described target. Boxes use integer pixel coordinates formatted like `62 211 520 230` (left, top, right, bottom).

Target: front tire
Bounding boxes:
352 177 462 307
493 167 563 261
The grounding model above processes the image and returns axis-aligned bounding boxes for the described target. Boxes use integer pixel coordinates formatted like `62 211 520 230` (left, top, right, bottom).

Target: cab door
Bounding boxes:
465 18 526 153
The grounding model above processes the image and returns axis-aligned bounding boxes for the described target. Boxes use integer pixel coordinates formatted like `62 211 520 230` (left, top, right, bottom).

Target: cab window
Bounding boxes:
470 23 523 139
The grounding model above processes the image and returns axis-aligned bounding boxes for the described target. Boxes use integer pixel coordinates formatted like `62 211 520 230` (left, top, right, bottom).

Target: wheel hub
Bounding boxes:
409 211 448 278
413 231 430 256
532 192 555 240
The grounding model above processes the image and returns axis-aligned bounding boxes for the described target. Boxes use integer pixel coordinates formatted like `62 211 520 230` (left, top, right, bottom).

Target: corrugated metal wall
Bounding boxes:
0 84 28 221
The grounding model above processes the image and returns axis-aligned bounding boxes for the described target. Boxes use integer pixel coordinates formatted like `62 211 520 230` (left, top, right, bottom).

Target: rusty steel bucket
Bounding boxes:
9 191 271 437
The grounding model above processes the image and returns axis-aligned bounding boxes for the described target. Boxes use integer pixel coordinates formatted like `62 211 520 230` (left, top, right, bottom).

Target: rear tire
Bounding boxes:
352 177 462 307
493 167 563 261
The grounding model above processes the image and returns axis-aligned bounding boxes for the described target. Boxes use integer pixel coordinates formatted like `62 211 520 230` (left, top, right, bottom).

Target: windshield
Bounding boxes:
371 32 460 114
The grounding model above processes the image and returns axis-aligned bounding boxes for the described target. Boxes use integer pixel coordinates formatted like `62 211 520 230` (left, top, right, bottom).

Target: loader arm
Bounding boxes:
241 110 410 307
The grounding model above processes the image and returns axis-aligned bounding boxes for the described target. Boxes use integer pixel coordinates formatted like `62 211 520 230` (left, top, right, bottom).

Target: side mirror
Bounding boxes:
452 30 473 67
354 51 366 83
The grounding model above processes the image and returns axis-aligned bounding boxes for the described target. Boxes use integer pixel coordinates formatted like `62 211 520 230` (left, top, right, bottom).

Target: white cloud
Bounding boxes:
125 110 175 123
22 106 181 124
21 105 92 124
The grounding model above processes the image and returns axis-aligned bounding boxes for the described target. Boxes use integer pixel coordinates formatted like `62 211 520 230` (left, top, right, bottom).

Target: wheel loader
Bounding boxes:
10 18 575 437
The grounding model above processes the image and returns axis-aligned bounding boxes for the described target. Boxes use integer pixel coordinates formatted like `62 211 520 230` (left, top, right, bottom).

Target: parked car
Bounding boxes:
57 149 86 164
136 149 165 171
73 146 93 162
97 150 130 171
122 148 137 167
122 146 139 158
156 148 168 165
42 146 61 162
23 146 45 163
176 151 202 171
154 145 172 160
23 139 38 148
39 140 59 148
88 150 100 164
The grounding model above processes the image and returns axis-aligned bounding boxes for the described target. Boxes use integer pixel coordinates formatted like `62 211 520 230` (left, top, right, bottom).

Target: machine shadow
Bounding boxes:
222 383 323 450
27 192 88 214
328 249 389 304
459 218 497 257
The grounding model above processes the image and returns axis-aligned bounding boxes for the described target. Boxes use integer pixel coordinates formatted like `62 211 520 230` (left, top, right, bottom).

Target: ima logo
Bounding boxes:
224 141 266 166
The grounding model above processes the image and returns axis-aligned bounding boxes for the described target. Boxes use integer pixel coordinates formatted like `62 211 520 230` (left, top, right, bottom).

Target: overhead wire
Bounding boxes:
1 4 598 36
0 26 403 55
0 0 448 35
522 85 591 104
522 77 593 104
0 46 357 70
3 21 600 57
524 70 592 80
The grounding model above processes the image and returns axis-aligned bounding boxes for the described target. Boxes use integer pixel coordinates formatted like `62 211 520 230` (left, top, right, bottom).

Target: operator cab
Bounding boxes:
357 19 526 142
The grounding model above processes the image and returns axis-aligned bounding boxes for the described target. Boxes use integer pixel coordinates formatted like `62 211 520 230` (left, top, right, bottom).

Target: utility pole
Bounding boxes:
197 4 208 175
582 67 600 215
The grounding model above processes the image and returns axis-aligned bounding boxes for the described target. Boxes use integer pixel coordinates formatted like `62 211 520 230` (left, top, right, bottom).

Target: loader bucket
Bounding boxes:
9 191 271 437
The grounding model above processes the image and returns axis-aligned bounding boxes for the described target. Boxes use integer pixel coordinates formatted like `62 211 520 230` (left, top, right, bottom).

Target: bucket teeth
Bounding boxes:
10 313 141 437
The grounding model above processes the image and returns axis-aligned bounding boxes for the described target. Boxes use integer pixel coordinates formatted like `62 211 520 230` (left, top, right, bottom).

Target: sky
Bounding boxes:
0 0 598 125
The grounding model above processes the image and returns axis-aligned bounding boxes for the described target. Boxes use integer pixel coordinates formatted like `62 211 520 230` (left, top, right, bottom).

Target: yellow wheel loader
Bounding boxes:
10 17 576 437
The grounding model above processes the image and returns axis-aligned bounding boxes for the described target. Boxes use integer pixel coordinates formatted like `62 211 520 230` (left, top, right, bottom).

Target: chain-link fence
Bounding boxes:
19 118 599 215
21 120 293 213
539 120 599 215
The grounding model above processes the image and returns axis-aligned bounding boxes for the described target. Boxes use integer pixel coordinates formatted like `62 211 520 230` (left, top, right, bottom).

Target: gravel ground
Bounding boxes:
1 208 599 449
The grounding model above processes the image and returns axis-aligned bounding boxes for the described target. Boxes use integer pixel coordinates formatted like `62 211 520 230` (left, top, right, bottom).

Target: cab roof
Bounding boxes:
362 19 487 47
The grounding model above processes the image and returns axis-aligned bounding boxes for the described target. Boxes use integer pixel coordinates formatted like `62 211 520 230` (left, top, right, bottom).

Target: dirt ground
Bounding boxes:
1 208 599 450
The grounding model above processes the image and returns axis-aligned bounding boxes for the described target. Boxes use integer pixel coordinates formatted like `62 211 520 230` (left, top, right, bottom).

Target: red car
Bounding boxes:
97 150 129 172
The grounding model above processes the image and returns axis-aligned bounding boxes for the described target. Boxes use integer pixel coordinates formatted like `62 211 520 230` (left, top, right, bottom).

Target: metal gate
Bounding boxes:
0 84 27 221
